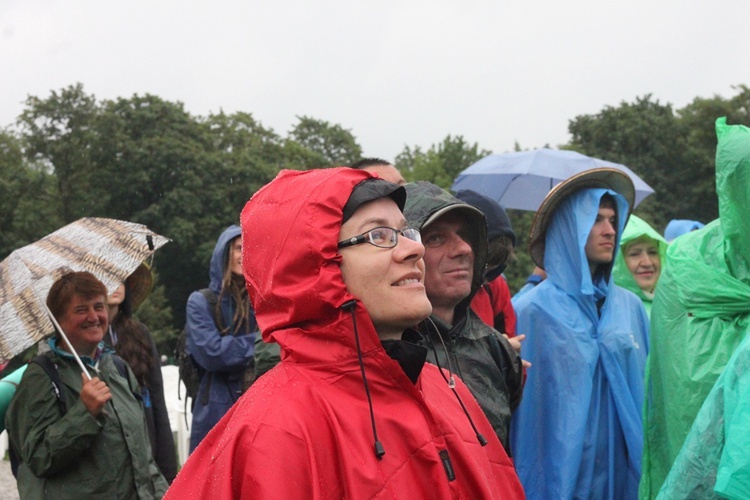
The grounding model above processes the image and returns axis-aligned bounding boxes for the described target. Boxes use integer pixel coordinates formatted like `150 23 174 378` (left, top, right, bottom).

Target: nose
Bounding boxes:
448 233 473 257
85 308 99 323
638 253 654 268
394 233 425 262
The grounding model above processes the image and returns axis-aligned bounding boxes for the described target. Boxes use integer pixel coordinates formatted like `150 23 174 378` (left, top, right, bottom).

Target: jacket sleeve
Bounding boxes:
144 327 177 483
6 364 104 477
488 332 524 412
186 291 255 373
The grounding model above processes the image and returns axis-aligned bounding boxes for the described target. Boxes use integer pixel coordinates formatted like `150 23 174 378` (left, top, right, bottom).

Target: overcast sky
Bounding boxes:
2 0 749 162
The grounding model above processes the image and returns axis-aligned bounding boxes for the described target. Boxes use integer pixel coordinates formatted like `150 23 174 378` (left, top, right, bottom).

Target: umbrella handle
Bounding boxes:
32 290 93 381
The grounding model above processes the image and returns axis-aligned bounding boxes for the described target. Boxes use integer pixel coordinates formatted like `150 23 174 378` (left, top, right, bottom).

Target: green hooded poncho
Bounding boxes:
612 215 668 318
640 117 750 499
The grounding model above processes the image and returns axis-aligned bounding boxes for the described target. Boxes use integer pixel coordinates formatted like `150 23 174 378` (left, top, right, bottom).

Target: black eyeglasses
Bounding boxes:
337 226 421 249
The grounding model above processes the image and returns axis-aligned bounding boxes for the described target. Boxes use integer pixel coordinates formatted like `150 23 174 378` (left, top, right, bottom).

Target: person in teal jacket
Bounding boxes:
641 118 750 499
612 215 668 317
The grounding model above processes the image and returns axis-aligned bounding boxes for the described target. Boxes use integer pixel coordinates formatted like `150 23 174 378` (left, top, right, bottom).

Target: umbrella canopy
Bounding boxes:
0 217 170 364
451 148 655 211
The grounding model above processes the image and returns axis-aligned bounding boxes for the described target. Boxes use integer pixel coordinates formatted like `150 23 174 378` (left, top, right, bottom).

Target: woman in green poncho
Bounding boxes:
612 215 668 317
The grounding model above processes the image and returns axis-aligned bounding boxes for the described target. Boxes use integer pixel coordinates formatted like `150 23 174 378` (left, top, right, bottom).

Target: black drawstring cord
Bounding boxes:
342 300 386 459
420 319 488 447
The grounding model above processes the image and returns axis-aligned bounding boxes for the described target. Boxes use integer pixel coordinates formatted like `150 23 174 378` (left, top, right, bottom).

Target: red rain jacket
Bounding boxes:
166 168 524 499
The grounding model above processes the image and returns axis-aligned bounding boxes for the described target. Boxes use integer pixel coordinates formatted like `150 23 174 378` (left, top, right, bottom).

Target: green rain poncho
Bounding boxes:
612 215 668 317
640 117 750 499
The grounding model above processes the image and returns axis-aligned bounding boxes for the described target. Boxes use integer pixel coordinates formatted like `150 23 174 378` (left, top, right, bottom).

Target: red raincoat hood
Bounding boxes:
241 167 382 365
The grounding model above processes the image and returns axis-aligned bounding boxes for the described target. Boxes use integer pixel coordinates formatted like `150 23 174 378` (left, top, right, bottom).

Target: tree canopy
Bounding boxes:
2 83 748 353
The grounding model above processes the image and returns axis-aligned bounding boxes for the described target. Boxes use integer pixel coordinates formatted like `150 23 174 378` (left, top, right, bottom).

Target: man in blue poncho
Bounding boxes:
511 168 650 499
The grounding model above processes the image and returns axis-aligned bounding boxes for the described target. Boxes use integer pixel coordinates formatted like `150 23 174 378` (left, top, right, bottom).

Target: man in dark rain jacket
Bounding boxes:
404 181 523 454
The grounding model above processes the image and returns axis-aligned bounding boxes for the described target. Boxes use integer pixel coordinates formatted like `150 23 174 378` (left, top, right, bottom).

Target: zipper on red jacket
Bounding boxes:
439 449 456 481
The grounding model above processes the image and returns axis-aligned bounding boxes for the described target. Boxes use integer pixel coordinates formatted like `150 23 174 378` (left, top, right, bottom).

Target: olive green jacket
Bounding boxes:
6 344 168 500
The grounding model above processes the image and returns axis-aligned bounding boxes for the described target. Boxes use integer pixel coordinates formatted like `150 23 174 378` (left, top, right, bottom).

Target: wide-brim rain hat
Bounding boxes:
126 262 154 311
529 167 635 269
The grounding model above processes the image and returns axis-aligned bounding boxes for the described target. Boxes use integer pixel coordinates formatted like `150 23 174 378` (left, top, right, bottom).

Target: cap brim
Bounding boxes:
342 178 406 223
529 168 635 269
422 203 486 229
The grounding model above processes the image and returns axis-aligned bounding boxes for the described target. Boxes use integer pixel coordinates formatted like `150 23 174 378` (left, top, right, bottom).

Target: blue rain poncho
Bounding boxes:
642 118 750 499
511 187 650 500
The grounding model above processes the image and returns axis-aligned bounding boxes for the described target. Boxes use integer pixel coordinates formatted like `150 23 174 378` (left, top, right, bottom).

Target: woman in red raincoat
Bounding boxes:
166 167 524 499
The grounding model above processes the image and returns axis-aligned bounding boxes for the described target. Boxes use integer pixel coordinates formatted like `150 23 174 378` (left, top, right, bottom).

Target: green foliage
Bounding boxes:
4 82 749 356
0 128 62 258
134 276 178 358
567 87 750 231
395 135 491 189
288 115 362 167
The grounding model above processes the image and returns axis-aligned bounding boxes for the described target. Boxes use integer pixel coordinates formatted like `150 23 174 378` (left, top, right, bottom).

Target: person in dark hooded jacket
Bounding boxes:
403 181 524 454
455 189 518 337
165 168 524 499
186 225 257 451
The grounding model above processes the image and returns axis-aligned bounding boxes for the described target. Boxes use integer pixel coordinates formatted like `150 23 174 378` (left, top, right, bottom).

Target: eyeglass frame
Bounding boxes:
337 226 422 249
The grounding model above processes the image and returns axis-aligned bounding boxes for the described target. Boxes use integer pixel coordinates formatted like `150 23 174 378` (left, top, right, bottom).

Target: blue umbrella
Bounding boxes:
451 148 655 211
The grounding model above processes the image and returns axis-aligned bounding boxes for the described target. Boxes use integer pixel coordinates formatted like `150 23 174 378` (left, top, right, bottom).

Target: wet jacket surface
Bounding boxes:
6 341 168 499
511 188 649 500
166 168 524 499
611 214 667 318
186 225 257 451
404 181 523 454
642 118 750 499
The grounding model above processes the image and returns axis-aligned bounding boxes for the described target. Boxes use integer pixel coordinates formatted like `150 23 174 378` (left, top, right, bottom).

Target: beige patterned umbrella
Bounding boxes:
0 218 170 365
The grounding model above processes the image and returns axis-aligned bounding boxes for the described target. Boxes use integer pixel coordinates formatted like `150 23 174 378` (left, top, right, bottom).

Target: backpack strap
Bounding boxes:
30 354 67 414
9 355 67 478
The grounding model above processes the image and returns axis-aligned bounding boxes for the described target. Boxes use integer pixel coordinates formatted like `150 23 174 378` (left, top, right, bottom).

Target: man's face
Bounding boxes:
338 198 432 340
228 237 243 275
624 237 661 293
58 293 109 356
362 164 406 185
584 205 617 269
421 211 475 312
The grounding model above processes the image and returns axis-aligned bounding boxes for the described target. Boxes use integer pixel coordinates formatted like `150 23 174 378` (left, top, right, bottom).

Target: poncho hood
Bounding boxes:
240 168 384 364
544 187 629 306
208 225 241 294
612 214 668 305
716 116 750 278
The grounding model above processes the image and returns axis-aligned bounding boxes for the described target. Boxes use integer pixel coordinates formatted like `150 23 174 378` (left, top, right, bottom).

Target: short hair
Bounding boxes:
349 158 392 170
599 193 616 210
46 271 107 322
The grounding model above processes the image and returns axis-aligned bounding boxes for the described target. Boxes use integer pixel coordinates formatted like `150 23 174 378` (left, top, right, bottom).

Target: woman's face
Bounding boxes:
338 198 432 340
107 283 126 307
624 237 661 293
228 237 243 276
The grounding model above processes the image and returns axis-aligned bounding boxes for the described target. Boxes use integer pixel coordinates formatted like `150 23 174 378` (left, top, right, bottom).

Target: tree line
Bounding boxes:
2 83 748 355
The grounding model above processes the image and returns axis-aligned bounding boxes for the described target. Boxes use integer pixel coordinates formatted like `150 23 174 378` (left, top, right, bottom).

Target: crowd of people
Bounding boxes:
2 117 749 499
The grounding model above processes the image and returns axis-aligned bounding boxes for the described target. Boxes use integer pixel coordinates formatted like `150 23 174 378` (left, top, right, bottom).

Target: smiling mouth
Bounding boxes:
394 278 421 287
